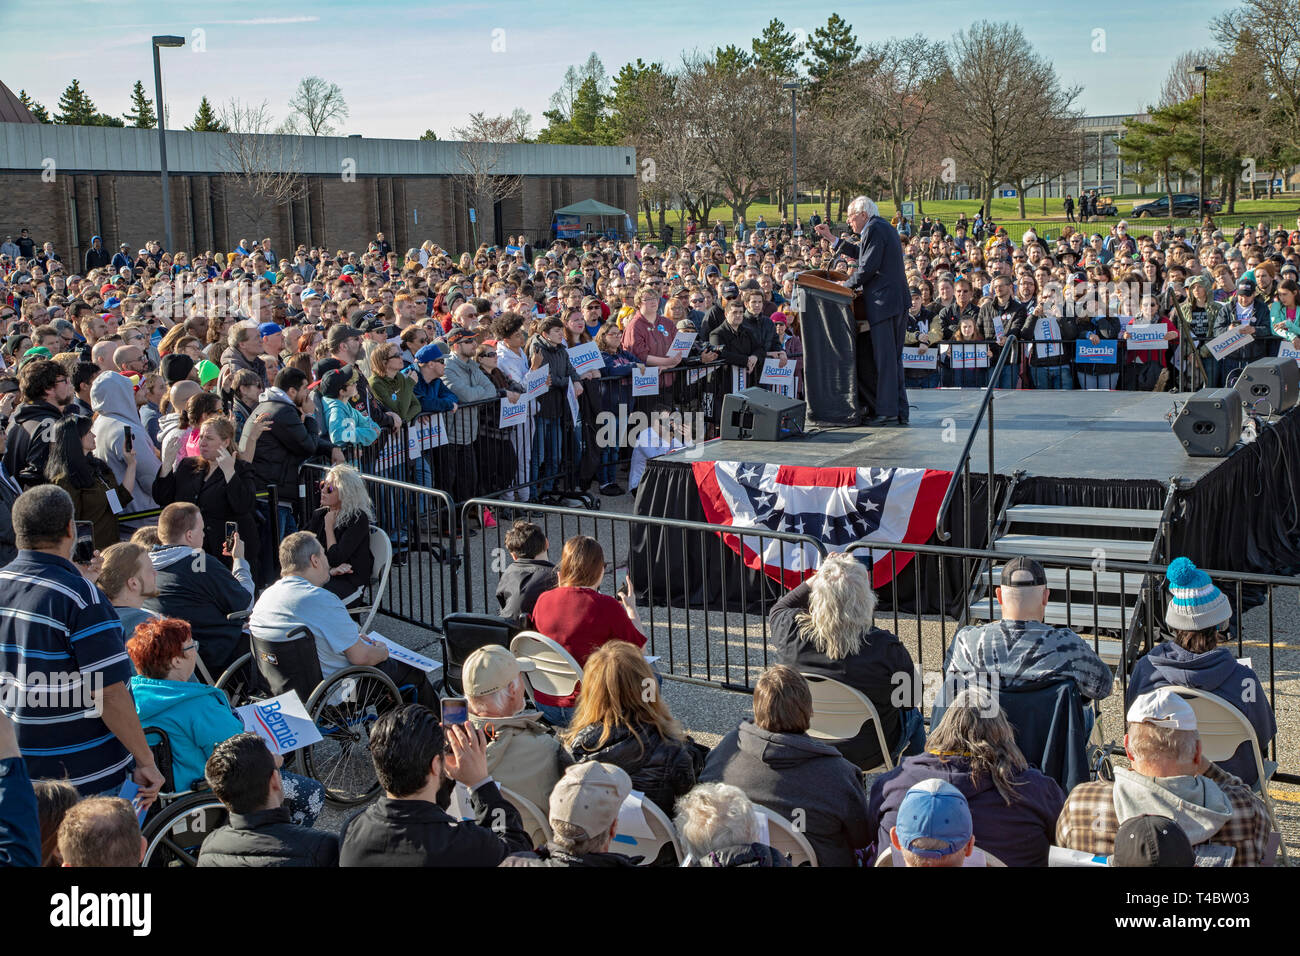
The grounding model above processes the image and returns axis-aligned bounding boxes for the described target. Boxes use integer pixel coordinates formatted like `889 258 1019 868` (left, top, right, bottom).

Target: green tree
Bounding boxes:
538 53 612 144
123 80 156 128
420 128 438 140
186 96 228 132
54 79 97 125
713 44 753 73
751 18 802 78
17 89 51 123
804 13 861 87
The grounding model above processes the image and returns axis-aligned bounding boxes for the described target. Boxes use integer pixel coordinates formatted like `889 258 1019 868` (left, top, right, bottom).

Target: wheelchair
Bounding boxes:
137 725 229 868
215 625 405 807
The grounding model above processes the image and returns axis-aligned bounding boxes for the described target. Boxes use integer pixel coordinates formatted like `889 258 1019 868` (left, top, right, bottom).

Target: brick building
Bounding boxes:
0 120 638 266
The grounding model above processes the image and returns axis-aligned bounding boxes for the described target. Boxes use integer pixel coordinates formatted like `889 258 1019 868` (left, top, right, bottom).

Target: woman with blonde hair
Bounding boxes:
768 550 922 770
866 687 1065 867
562 640 700 822
305 463 375 605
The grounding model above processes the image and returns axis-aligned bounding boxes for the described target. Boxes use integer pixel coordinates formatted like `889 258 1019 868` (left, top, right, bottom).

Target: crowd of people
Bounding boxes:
0 213 1287 869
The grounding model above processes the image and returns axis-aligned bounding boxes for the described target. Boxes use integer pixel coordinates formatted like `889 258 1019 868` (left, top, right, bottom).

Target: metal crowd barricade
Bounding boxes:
458 496 828 692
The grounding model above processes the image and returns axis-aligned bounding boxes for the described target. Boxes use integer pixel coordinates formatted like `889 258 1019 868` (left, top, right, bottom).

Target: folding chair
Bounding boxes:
497 784 552 851
510 631 584 705
753 804 818 867
800 673 894 774
608 795 682 866
347 525 393 635
1171 686 1287 865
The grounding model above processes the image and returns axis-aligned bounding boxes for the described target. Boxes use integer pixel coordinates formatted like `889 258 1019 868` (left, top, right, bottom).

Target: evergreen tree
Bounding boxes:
186 96 227 132
17 89 51 123
54 79 97 125
123 80 156 128
713 44 754 72
420 128 438 140
751 18 802 78
805 13 861 86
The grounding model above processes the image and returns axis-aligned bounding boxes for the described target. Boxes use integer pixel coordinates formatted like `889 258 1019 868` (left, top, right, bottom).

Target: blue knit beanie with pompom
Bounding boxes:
1165 557 1231 631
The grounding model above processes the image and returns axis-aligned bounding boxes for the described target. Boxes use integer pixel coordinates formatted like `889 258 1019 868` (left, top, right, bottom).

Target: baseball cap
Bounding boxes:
1126 687 1197 731
356 316 385 333
462 645 535 697
1236 277 1256 296
103 296 121 310
312 357 344 379
415 343 445 364
320 367 355 399
771 311 789 325
445 326 475 345
326 324 362 350
705 265 720 276
720 281 740 300
301 289 320 301
258 322 283 338
1000 555 1046 587
580 295 601 309
350 308 379 329
548 762 632 838
1111 815 1195 867
894 778 972 859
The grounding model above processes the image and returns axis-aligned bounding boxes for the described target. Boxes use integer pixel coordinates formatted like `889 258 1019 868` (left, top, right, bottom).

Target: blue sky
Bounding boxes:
2 0 1229 139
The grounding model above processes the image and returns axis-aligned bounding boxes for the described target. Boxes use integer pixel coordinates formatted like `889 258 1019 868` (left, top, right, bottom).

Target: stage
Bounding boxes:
630 388 1300 616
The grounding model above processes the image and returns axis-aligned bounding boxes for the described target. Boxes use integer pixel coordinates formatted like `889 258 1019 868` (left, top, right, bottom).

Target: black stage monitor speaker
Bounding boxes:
1234 356 1300 414
1173 388 1243 457
720 387 806 441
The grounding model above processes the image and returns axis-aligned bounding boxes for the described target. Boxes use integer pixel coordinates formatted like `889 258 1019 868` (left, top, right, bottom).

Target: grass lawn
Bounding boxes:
639 194 1300 235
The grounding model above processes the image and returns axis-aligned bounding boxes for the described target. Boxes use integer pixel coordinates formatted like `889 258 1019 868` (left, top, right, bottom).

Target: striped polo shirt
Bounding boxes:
0 550 134 793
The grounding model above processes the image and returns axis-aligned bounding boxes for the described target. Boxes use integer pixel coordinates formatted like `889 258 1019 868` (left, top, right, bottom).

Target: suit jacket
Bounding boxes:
835 216 909 323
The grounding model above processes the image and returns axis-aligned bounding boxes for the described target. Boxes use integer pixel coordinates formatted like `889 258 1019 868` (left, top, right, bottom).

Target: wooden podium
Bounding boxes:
795 269 869 425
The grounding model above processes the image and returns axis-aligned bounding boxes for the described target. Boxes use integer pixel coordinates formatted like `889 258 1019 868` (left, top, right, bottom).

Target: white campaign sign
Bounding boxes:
732 367 747 393
759 358 796 386
1277 341 1300 364
1125 323 1169 351
413 414 447 455
523 366 549 401
368 632 443 674
901 346 938 370
950 344 990 369
666 330 696 359
499 398 527 428
1034 317 1062 359
566 341 603 376
236 692 323 756
631 365 660 396
1206 327 1252 360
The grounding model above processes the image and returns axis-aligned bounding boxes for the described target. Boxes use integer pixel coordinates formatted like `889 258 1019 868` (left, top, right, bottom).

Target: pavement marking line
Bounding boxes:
1270 788 1300 804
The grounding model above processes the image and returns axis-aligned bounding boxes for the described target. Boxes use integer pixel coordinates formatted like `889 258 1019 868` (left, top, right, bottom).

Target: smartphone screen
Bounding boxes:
225 521 238 552
440 697 468 727
123 428 133 452
73 521 95 564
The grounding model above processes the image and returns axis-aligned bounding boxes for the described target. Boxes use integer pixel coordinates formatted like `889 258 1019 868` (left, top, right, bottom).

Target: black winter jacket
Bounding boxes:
4 400 66 489
144 544 254 676
565 722 700 817
152 457 260 567
495 558 557 626
689 842 792 867
499 844 641 867
242 387 334 505
339 784 530 867
198 806 339 867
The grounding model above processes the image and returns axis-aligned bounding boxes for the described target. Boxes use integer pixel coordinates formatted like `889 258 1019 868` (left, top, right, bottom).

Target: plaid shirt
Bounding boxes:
1055 763 1270 866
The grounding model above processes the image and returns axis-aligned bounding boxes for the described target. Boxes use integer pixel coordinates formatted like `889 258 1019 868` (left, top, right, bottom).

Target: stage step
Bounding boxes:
991 534 1155 563
1005 505 1164 530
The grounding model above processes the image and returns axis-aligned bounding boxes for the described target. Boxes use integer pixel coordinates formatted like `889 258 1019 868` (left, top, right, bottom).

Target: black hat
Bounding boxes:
313 357 344 379
720 281 740 300
1111 815 1195 867
320 367 355 400
159 354 194 384
1000 556 1046 587
326 324 362 350
350 308 379 329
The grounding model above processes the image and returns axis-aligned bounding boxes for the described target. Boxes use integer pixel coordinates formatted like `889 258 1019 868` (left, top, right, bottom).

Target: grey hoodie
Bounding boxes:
90 370 162 511
1111 768 1234 845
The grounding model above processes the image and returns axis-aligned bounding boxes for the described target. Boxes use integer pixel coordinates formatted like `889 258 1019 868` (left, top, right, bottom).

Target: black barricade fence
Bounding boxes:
460 497 827 692
300 461 459 632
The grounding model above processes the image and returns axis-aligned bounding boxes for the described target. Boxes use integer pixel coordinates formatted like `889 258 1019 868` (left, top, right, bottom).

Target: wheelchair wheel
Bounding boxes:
304 666 403 807
140 792 228 867
214 652 259 707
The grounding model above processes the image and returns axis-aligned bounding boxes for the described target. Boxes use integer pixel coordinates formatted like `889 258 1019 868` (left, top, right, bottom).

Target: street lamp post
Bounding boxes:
153 35 187 254
1192 64 1208 221
783 81 802 232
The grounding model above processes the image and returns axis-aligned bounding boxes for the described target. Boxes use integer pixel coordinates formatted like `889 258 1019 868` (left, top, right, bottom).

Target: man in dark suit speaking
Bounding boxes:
815 197 911 426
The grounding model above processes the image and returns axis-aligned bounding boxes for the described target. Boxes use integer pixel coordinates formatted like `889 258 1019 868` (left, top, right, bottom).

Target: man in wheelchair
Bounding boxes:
198 732 340 867
250 533 439 709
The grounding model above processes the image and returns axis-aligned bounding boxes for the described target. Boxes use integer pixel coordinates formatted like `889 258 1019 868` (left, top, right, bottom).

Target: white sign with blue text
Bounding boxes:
631 365 660 396
1125 323 1169 351
566 341 604 376
236 692 323 756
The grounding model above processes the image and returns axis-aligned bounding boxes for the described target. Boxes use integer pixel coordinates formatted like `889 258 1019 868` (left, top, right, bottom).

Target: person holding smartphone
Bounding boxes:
45 416 134 550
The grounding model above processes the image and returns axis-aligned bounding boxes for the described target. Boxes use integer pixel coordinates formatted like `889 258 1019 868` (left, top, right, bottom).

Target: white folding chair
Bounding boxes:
348 525 392 635
510 631 584 704
497 784 552 851
1171 686 1286 864
608 794 682 866
753 804 818 867
801 673 895 773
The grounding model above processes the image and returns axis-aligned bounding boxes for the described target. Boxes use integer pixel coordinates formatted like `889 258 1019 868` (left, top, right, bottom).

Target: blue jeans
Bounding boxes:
993 362 1019 389
277 504 298 541
1031 365 1076 390
906 371 940 389
1077 371 1118 389
891 707 926 764
534 416 565 493
536 702 575 727
597 443 619 486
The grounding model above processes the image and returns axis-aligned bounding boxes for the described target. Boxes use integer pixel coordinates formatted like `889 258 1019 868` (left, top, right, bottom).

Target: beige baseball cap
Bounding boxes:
462 645 534 697
548 762 632 837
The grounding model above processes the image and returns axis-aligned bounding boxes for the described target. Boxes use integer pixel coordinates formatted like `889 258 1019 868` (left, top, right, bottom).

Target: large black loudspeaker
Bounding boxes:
1172 388 1243 457
720 387 806 441
1234 356 1300 414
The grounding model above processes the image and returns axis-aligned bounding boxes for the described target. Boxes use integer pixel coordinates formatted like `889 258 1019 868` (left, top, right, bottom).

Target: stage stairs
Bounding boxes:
967 503 1171 668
